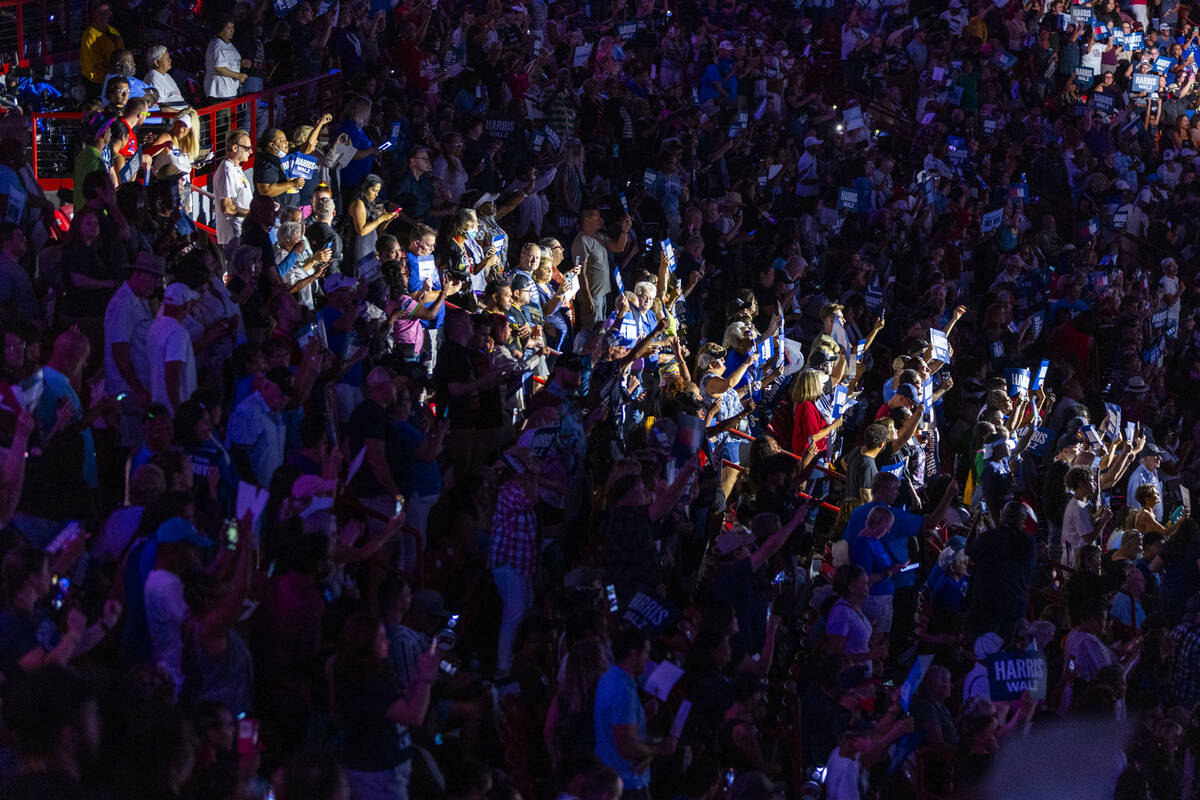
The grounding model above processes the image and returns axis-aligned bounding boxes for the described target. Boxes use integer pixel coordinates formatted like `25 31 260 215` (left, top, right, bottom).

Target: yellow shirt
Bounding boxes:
80 24 124 84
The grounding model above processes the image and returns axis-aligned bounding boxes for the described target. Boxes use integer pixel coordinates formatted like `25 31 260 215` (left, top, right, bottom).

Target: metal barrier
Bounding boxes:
0 0 82 68
30 69 342 194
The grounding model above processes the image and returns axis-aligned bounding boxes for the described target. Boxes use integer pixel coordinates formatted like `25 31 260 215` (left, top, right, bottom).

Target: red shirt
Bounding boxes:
118 118 138 159
792 400 827 454
875 402 893 421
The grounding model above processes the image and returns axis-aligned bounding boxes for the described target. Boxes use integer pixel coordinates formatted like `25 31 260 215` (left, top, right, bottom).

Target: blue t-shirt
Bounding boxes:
698 58 737 101
392 420 442 497
594 665 649 789
844 501 923 588
851 536 895 596
337 119 374 190
319 306 364 387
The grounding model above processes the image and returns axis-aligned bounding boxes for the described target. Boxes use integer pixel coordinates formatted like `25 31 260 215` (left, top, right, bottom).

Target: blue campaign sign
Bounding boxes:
754 334 776 362
274 0 299 15
900 654 935 712
986 650 1048 701
281 152 318 181
1155 56 1176 74
1031 359 1050 391
1132 72 1159 93
613 265 625 293
1074 66 1094 88
838 187 859 212
1025 425 1056 457
662 238 677 272
1093 92 1116 113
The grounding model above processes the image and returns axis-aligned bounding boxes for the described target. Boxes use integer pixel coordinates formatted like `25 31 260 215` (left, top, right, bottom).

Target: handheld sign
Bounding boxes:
986 650 1048 701
1155 56 1175 74
900 655 935 712
1093 92 1116 113
621 590 679 635
1031 359 1050 391
662 239 677 272
612 265 625 293
1025 425 1056 457
930 328 951 363
1132 72 1158 93
838 187 859 212
754 334 776 363
573 43 594 68
843 105 865 130
417 254 437 282
981 208 1003 233
1074 66 1094 88
1006 367 1030 397
280 152 318 181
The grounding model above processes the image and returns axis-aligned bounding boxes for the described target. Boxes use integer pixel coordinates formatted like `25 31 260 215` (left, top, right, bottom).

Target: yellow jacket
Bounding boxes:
80 24 124 84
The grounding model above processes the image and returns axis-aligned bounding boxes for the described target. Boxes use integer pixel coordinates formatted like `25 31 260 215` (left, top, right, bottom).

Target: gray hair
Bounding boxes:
147 44 168 67
277 220 303 246
633 280 657 299
313 196 335 222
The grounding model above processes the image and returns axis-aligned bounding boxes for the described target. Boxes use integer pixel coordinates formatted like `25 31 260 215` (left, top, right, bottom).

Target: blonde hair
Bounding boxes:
722 320 752 348
175 107 200 160
789 370 825 404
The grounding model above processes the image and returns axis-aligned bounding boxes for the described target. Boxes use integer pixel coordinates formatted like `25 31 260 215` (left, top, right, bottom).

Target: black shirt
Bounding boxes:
966 525 1037 626
255 151 298 209
333 669 409 771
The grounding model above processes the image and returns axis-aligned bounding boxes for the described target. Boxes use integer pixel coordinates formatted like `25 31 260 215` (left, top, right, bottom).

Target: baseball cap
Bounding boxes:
155 516 213 547
718 40 734 51
803 136 823 148
510 273 534 291
896 383 921 403
714 524 755 556
807 349 837 367
602 330 636 349
163 282 198 305
1139 443 1164 459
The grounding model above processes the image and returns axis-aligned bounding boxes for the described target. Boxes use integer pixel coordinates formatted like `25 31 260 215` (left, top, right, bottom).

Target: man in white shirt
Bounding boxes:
147 282 198 413
144 516 211 694
796 136 822 198
214 129 254 245
508 162 558 239
104 252 164 447
570 205 631 332
144 45 186 107
1062 465 1110 566
1127 444 1165 522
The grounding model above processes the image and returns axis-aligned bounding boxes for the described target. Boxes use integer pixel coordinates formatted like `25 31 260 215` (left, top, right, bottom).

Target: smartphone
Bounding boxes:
809 555 823 579
224 519 238 551
1069 657 1077 672
440 659 458 675
447 613 460 630
395 496 406 516
606 583 619 612
378 141 393 152
900 562 921 573
725 769 736 788
772 569 787 585
980 499 989 515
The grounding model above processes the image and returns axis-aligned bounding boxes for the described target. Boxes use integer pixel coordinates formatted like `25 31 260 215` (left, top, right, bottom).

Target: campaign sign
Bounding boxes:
1127 32 1143 50
866 281 883 312
1113 208 1128 228
617 21 638 39
1031 358 1050 391
1006 367 1030 397
622 590 680 635
1071 5 1092 24
981 208 1003 233
1132 72 1159 93
662 238 677 272
1025 425 1056 457
1155 56 1175 74
1093 92 1116 113
613 265 625 293
838 187 860 212
754 334 776 363
417 254 437 282
274 0 298 15
900 655 935 712
573 43 594 67
485 117 518 140
672 413 705 461
986 650 1048 701
930 328 951 362
281 152 318 181
1074 66 1094 88
1009 182 1030 201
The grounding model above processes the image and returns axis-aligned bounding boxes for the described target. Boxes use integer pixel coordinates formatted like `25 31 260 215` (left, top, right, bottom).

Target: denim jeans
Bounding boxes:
492 564 533 673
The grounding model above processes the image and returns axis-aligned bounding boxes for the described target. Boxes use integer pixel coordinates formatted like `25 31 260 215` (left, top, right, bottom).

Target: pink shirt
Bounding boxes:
389 295 425 352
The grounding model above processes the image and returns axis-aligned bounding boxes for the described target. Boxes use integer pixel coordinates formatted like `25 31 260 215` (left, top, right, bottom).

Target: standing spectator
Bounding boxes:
489 447 540 677
965 501 1039 640
80 3 124 97
214 129 254 246
593 627 677 799
227 371 288 487
346 366 403 525
851 506 902 634
147 283 198 413
1169 595 1200 709
204 18 247 105
145 517 212 693
571 206 632 332
0 223 38 325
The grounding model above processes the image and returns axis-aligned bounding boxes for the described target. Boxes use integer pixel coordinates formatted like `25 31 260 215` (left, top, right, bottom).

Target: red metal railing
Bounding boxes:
30 69 342 193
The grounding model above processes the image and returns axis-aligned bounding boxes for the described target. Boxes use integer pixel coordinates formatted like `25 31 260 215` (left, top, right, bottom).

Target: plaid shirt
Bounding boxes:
1171 622 1200 708
487 480 538 578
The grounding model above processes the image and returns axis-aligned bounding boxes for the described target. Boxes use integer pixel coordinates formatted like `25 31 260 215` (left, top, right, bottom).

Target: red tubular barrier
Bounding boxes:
725 427 845 479
720 459 841 513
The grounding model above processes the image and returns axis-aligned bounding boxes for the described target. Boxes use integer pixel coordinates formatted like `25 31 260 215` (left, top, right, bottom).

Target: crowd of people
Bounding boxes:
4 0 1200 798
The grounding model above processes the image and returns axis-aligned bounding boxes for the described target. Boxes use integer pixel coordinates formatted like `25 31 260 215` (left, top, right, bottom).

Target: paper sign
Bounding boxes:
1006 367 1030 396
672 413 705 461
274 0 299 15
1125 421 1136 442
838 187 859 212
900 655 935 712
357 253 381 284
1132 72 1159 93
644 660 684 701
844 106 865 130
1074 66 1094 88
755 335 776 363
865 281 883 313
484 117 517 140
981 208 1003 233
643 168 660 188
986 650 1048 701
1155 56 1175 74
1009 182 1030 201
617 21 638 39
662 239 676 272
417 254 437 282
932 66 945 82
881 461 906 475
1081 424 1102 447
856 338 867 359
1113 208 1128 228
1071 5 1091 24
1031 359 1050 391
573 43 594 67
612 265 624 293
670 699 692 738
930 328 951 363
281 152 318 181
754 98 768 121
1025 426 1056 457
1183 485 1192 512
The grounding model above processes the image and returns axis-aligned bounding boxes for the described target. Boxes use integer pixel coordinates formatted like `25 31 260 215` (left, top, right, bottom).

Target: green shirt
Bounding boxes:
73 146 106 210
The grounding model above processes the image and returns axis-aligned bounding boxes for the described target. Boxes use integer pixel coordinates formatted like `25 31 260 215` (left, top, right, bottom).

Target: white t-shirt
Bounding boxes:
204 36 242 99
144 568 187 691
213 159 252 245
144 68 185 106
1063 628 1117 682
1061 497 1095 564
103 281 154 395
148 314 197 410
826 746 867 800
